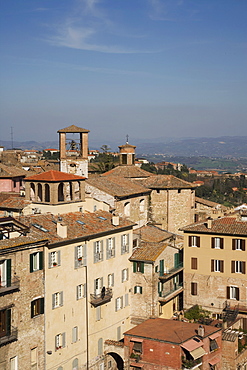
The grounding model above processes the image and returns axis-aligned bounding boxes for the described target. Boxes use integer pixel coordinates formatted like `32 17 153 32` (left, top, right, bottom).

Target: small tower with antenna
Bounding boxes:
118 135 136 165
57 124 90 178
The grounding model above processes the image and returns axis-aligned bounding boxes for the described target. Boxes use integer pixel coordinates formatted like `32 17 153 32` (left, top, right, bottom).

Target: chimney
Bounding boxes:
207 218 212 229
112 215 119 226
57 222 67 238
198 325 205 338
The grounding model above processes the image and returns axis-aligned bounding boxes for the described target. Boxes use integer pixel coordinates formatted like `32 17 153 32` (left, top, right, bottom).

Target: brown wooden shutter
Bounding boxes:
197 236 200 248
220 238 224 249
242 240 246 251
232 239 236 250
211 260 214 272
242 261 246 274
191 258 197 270
236 287 240 301
191 282 197 295
211 238 214 248
226 286 230 299
220 260 224 273
189 236 192 247
231 261 235 273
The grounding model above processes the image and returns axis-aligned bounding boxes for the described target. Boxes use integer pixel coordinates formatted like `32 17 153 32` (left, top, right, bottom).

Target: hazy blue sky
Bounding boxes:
0 0 246 145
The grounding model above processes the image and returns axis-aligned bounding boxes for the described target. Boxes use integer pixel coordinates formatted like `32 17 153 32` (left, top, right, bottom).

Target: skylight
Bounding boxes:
76 220 85 225
32 223 48 232
98 216 107 221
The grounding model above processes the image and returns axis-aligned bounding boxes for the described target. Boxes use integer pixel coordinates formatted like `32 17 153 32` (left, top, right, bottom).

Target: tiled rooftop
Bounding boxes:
0 197 31 210
25 170 85 182
101 165 153 178
124 318 221 344
86 176 151 197
139 175 195 189
0 163 27 178
130 242 167 262
133 225 173 243
195 196 227 209
0 235 47 250
181 217 247 236
57 124 90 133
20 210 134 244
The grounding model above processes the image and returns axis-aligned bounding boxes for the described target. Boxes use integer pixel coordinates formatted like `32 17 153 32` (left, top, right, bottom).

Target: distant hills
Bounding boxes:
0 136 246 158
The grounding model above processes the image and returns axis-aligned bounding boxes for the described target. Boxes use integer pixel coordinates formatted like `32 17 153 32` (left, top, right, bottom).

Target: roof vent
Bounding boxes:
207 218 212 229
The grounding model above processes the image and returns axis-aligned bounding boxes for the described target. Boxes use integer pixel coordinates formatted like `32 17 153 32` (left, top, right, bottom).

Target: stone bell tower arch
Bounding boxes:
58 124 90 178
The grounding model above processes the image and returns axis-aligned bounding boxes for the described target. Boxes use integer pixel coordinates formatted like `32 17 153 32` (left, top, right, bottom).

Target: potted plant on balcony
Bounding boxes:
53 262 57 266
78 257 82 261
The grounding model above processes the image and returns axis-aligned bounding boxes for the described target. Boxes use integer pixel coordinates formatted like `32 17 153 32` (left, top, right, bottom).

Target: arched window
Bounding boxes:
98 338 103 356
72 358 78 370
30 183 35 201
124 202 130 217
58 183 64 202
139 199 145 213
37 183 42 202
45 184 50 202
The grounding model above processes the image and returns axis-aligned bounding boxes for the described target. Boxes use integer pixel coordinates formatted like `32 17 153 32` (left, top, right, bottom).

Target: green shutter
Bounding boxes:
141 262 144 273
39 252 43 270
160 259 164 274
40 297 44 314
174 253 180 268
133 262 137 273
31 301 34 318
7 259 11 286
30 254 33 273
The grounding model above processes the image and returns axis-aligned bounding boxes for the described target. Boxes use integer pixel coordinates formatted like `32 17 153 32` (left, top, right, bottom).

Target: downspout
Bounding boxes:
151 262 155 317
44 244 47 370
85 264 89 370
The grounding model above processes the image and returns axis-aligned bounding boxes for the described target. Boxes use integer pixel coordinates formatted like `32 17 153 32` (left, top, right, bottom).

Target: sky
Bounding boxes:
0 0 246 146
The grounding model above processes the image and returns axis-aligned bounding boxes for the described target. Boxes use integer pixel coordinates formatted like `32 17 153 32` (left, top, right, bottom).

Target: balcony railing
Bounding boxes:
159 282 183 301
159 262 183 280
0 326 18 346
90 288 113 307
0 277 20 295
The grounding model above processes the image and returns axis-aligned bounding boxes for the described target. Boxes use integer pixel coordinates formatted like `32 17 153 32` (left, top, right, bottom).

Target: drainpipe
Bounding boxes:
151 263 155 317
85 264 89 370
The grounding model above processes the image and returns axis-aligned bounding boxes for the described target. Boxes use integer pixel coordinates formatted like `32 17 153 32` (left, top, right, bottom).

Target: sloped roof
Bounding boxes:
181 217 247 236
130 242 167 262
0 235 47 250
118 143 136 149
57 125 90 133
124 318 221 344
133 225 173 243
139 175 194 189
20 210 134 244
25 170 85 182
86 176 150 198
0 163 27 178
101 165 153 178
195 196 227 209
0 197 31 210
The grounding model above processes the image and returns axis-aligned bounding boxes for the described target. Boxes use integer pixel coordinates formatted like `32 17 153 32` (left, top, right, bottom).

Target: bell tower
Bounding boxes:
118 136 136 165
58 125 90 178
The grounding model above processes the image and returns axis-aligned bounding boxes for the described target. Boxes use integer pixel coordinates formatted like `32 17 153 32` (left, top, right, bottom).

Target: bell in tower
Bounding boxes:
58 124 90 178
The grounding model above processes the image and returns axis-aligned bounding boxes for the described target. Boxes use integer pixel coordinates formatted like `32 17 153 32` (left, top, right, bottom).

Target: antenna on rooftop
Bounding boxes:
11 127 14 149
126 134 129 144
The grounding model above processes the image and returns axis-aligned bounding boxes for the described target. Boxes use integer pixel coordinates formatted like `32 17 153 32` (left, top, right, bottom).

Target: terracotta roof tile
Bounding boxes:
0 197 31 210
0 163 27 178
138 175 194 189
0 235 47 250
181 217 247 235
124 318 221 344
101 166 153 178
25 170 85 182
130 242 167 262
57 125 90 133
86 176 150 197
133 225 173 243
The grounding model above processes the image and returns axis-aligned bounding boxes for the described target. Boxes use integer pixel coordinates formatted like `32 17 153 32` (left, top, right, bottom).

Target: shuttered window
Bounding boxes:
75 245 87 268
31 297 44 317
191 258 198 270
30 252 43 272
211 260 224 273
231 260 246 274
211 237 224 249
106 238 115 259
94 241 103 263
189 236 200 247
121 234 129 254
48 251 61 268
191 282 198 296
227 286 240 300
232 239 245 251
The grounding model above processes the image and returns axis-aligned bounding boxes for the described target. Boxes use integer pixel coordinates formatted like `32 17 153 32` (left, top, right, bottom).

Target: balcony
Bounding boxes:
0 326 18 346
0 278 20 296
159 282 183 303
159 262 183 281
90 288 113 307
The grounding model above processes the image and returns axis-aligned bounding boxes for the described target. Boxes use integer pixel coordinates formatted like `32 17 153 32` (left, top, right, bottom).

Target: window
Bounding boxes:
139 199 145 213
189 236 200 247
98 338 103 355
48 251 61 268
31 298 44 317
30 347 37 369
96 306 101 321
133 261 144 273
72 359 78 370
94 277 103 295
106 238 115 259
10 356 18 370
0 308 11 338
75 245 87 268
124 202 130 217
211 259 224 273
134 286 143 294
0 259 11 287
117 326 121 341
211 237 223 249
191 282 198 296
125 293 129 307
72 326 78 343
121 234 129 254
191 257 198 270
76 284 86 300
232 239 245 251
231 261 246 274
115 296 123 311
227 286 240 300
30 252 43 272
94 241 103 263
52 292 63 309
108 273 114 287
210 338 218 352
132 341 142 353
55 333 66 350
122 268 129 282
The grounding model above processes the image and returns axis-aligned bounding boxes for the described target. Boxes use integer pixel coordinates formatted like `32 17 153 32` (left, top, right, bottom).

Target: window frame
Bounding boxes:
48 251 61 268
94 241 103 263
30 251 43 272
52 291 63 309
189 235 200 247
31 297 44 318
121 234 129 254
55 333 66 350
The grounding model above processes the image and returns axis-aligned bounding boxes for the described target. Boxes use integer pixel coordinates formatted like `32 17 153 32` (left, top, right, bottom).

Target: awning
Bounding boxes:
130 363 144 368
190 346 206 360
181 338 203 351
209 356 220 365
130 338 143 342
209 332 220 340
